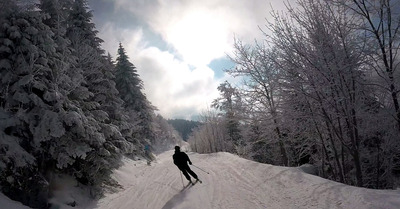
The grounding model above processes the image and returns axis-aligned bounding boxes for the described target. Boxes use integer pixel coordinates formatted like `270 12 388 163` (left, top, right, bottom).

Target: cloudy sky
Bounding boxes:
87 0 286 120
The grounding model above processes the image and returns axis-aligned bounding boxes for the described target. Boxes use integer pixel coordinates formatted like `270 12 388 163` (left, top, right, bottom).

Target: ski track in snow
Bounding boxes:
91 150 400 209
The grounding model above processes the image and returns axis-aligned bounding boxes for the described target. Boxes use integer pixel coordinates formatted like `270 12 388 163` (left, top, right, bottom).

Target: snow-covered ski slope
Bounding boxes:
92 150 400 209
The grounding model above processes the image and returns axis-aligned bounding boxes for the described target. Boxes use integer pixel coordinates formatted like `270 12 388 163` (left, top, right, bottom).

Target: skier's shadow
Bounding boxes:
161 188 191 209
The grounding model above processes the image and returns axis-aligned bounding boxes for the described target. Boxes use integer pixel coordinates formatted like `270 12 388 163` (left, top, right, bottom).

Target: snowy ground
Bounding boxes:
2 150 400 209
0 193 32 209
93 150 400 209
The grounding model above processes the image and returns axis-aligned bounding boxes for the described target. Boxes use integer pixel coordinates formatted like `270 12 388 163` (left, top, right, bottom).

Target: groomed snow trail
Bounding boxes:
93 150 400 209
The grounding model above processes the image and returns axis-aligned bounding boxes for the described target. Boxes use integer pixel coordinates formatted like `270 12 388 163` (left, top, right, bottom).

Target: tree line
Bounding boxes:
167 119 202 141
189 0 400 190
0 0 179 208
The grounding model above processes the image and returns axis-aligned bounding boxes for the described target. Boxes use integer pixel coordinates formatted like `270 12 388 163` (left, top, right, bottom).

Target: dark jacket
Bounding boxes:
173 151 192 167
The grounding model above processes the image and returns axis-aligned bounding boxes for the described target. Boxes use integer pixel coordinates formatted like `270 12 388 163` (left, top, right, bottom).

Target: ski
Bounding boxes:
181 179 203 192
181 182 192 191
190 179 202 185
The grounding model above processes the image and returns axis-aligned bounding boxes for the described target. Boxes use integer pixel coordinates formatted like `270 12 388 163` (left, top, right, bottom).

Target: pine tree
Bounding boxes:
66 0 100 49
100 54 135 154
152 114 182 153
0 1 64 207
61 0 128 194
115 43 155 149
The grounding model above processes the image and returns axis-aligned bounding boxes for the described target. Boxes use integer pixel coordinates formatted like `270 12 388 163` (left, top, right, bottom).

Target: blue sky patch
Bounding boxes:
208 58 235 78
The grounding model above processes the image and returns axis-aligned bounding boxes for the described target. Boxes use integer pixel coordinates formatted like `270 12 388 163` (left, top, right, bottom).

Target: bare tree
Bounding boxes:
189 109 231 153
335 0 400 134
266 0 370 186
227 39 289 166
212 81 245 154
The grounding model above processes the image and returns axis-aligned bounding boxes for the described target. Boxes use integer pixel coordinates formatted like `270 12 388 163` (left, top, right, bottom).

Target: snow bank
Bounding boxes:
0 192 32 209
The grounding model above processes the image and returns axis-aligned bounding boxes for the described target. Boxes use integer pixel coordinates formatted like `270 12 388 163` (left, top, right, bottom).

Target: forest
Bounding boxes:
167 119 202 141
0 0 180 208
189 0 400 190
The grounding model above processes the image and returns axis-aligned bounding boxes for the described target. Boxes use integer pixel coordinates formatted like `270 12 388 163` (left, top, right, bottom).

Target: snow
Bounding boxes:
0 193 32 209
48 174 94 209
2 150 400 209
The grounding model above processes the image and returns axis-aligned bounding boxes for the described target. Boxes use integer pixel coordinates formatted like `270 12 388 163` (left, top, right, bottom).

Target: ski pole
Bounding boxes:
191 164 210 174
179 171 184 187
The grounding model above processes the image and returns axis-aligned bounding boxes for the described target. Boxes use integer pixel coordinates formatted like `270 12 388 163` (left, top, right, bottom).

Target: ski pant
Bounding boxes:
178 165 198 181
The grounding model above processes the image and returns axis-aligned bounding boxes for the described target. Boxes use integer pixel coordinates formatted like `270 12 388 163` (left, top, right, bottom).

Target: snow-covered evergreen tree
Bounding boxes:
115 43 155 148
60 0 131 195
100 54 136 154
152 114 182 153
0 1 65 207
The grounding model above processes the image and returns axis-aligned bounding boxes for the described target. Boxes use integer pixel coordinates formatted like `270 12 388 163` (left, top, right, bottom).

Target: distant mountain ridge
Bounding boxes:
167 119 202 141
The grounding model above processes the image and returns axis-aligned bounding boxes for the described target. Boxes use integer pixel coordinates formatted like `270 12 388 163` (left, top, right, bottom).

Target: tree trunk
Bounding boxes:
388 75 400 133
326 124 345 183
275 124 288 166
376 138 381 188
352 150 363 187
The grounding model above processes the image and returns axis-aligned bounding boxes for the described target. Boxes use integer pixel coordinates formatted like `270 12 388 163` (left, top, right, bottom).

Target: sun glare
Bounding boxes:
167 10 229 67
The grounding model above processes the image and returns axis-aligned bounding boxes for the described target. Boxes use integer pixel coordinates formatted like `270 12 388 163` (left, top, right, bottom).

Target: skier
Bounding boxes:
144 144 152 165
173 146 199 184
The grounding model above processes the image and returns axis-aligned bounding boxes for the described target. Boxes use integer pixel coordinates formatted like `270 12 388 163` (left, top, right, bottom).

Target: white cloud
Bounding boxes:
117 0 286 66
165 9 230 66
98 24 224 119
99 22 146 55
135 46 221 119
95 0 288 119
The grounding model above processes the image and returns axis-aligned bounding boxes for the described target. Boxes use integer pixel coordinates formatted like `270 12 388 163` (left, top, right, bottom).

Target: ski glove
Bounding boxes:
189 161 192 165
